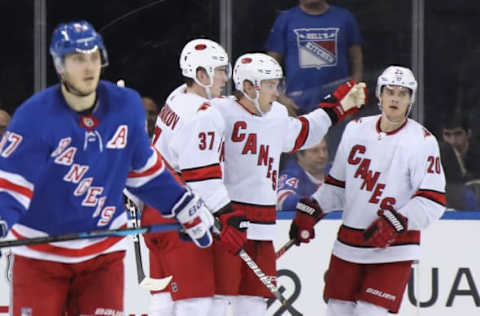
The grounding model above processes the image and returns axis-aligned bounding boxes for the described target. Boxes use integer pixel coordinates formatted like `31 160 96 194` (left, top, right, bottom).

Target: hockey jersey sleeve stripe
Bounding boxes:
290 117 310 153
0 172 34 209
232 201 276 224
181 163 222 182
338 225 420 248
127 147 165 187
325 175 346 188
412 189 447 206
10 227 125 257
277 189 295 209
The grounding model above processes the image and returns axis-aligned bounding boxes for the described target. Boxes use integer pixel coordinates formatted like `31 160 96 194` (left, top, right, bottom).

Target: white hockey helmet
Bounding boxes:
179 38 230 82
375 65 417 103
233 53 283 91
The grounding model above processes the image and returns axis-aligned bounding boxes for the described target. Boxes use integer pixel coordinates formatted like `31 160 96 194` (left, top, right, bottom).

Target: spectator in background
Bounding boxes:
440 116 480 210
265 0 363 115
277 138 329 211
0 110 11 137
141 96 158 138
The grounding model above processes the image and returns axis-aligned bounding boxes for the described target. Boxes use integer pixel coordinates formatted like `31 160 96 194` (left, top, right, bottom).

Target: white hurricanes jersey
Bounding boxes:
153 84 230 211
312 115 446 264
174 97 332 240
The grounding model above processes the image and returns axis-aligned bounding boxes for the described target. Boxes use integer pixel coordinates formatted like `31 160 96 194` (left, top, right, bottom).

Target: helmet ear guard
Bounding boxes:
49 20 108 74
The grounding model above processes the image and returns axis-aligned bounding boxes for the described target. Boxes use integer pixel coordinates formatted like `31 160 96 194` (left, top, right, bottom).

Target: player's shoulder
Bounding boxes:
405 118 439 145
206 96 235 114
344 115 377 133
167 91 210 117
99 80 140 100
166 84 187 102
14 84 62 120
268 101 289 118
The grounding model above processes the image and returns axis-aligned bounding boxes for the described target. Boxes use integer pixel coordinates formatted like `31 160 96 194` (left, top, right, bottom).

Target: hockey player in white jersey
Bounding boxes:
141 38 248 316
0 21 215 316
290 65 446 315
173 53 367 315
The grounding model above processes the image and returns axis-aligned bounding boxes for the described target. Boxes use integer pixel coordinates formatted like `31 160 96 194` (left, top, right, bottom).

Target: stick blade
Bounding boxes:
139 275 173 291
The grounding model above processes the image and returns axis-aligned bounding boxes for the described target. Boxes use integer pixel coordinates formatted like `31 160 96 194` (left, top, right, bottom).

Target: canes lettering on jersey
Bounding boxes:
231 121 277 190
346 144 396 210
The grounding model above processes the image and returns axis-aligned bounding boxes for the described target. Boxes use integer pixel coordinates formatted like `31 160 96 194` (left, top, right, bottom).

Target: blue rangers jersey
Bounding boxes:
0 81 186 262
277 158 329 211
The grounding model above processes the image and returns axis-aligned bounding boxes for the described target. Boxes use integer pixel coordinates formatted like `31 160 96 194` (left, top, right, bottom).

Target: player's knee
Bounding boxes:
326 298 355 316
174 297 213 316
354 300 388 316
231 295 266 316
148 292 174 316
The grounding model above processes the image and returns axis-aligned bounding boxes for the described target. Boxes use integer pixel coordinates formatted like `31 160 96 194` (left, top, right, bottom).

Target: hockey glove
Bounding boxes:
215 204 249 254
363 209 408 248
319 80 367 124
173 191 214 248
289 198 325 246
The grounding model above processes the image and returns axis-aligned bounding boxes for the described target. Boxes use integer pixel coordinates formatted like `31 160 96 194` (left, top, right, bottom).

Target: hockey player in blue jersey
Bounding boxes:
277 138 330 211
0 20 215 316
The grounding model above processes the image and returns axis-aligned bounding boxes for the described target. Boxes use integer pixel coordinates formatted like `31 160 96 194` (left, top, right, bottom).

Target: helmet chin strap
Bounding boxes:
194 77 213 100
243 86 266 116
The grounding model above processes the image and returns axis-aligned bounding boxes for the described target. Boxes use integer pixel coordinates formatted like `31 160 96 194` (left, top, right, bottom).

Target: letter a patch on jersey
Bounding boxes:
107 125 128 149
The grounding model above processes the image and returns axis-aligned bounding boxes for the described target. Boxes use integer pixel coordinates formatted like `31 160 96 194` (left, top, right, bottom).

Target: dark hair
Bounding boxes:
183 66 207 87
443 115 470 131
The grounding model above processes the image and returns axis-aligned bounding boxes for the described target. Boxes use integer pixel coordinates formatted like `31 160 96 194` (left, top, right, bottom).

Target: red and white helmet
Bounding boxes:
375 66 417 103
233 53 283 91
179 38 230 83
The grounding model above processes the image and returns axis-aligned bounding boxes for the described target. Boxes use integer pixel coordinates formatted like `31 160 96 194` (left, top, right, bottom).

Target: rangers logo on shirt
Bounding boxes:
294 28 339 69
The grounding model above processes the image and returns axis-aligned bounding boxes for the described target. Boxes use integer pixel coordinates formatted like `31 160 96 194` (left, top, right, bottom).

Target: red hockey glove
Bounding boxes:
215 204 249 254
363 209 408 248
319 80 367 124
289 198 325 246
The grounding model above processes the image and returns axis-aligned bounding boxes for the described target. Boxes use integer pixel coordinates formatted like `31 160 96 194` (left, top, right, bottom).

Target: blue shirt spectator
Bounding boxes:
265 0 363 114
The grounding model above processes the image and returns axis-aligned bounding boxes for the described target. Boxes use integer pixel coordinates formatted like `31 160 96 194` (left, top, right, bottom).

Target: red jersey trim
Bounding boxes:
290 117 310 153
11 227 125 257
181 163 222 182
236 100 257 115
128 147 164 178
325 175 346 188
0 177 33 199
375 117 408 135
231 201 276 224
413 189 447 206
338 225 420 248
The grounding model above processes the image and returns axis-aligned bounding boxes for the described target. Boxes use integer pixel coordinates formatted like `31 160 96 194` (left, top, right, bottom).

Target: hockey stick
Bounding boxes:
275 239 296 260
124 194 173 291
0 223 182 249
276 215 323 260
238 249 303 316
211 219 303 316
